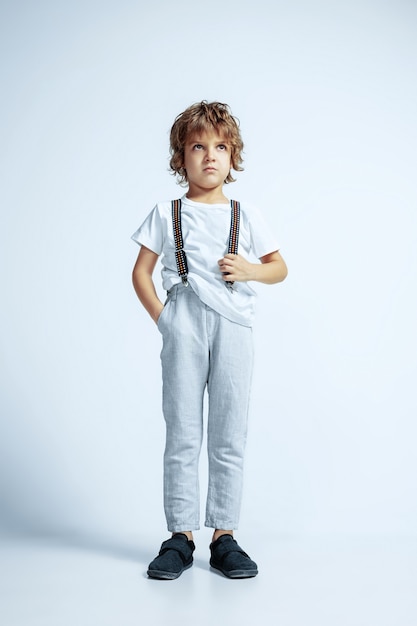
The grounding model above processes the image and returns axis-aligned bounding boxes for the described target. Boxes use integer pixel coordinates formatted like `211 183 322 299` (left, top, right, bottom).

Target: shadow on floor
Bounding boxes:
2 526 155 565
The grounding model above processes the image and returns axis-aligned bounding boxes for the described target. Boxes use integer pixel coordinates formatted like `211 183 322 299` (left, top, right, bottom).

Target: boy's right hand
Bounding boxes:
132 246 165 324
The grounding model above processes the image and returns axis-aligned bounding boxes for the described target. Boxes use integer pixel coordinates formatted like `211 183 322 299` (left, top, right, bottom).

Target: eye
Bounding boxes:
218 144 228 151
193 144 204 150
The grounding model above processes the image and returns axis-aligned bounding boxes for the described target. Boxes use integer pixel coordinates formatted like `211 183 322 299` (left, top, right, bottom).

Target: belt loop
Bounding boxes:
167 284 179 301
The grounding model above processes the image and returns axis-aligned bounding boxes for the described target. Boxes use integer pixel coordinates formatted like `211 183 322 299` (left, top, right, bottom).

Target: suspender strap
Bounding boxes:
226 200 241 287
171 199 189 285
171 198 241 288
228 200 240 255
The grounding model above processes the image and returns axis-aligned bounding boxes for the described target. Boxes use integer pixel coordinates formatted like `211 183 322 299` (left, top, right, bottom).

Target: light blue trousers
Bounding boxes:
157 283 254 532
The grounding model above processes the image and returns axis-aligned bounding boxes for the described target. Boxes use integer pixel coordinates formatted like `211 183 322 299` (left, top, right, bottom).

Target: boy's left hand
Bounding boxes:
218 254 254 282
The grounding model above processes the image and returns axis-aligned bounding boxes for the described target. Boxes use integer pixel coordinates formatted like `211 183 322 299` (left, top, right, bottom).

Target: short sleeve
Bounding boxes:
247 206 280 259
131 205 164 255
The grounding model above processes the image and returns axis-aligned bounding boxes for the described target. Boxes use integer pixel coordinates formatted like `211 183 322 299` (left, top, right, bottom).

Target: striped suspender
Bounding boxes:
172 198 189 285
171 199 241 288
226 200 240 287
228 200 240 255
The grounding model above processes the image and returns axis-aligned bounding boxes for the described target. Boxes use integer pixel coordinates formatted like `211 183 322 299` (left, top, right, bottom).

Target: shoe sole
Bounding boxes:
210 560 258 579
147 561 193 580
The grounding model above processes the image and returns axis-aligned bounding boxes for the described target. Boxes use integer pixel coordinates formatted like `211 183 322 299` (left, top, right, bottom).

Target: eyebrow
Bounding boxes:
188 137 229 145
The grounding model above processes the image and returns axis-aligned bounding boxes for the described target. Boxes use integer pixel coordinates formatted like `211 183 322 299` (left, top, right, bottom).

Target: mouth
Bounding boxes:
203 167 217 172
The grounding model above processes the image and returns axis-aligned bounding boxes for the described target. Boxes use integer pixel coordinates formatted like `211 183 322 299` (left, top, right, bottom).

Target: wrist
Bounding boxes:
154 306 164 323
249 263 258 282
149 301 164 324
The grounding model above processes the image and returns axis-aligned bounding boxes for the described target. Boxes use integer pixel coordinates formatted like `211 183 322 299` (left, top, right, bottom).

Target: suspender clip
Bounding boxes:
181 276 189 287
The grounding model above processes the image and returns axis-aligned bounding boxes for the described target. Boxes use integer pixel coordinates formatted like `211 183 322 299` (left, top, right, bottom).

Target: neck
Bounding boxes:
186 185 228 204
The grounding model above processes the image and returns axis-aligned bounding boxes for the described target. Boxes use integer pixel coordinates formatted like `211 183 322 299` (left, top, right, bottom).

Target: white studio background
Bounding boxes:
1 0 416 544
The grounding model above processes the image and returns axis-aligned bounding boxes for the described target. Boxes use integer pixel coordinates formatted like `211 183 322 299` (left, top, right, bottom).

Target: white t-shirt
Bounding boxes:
131 195 279 327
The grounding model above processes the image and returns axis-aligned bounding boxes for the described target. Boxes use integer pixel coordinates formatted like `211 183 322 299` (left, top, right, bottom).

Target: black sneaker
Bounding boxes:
209 534 258 578
147 533 195 580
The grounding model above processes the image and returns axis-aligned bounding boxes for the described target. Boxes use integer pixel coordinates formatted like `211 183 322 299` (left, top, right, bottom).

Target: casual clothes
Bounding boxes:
158 283 253 530
131 195 279 327
132 196 278 530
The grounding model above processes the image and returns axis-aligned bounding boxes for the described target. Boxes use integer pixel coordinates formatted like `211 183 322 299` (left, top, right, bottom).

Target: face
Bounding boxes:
183 130 232 195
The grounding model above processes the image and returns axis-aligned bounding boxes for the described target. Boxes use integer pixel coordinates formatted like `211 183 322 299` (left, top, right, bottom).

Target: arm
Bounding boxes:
132 245 164 323
218 250 288 285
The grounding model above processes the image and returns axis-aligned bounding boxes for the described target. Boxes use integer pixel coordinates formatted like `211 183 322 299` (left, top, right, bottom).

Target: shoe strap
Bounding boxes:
159 536 195 563
211 537 249 563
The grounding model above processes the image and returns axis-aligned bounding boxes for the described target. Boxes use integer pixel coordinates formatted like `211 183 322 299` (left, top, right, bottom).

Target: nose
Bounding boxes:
205 147 215 161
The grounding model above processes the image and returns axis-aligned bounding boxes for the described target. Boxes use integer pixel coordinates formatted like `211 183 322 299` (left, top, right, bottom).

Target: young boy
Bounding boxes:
132 101 287 579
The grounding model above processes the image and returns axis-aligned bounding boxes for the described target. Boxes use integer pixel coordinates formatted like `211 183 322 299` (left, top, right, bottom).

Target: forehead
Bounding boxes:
186 129 229 144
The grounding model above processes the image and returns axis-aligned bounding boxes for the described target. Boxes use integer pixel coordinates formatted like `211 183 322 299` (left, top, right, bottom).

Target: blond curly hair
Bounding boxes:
169 101 244 186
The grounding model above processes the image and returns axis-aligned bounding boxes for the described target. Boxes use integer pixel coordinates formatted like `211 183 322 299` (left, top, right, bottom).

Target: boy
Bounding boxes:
131 101 287 579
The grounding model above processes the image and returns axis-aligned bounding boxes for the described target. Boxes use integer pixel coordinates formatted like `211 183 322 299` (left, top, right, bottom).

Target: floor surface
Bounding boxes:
1 531 416 626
